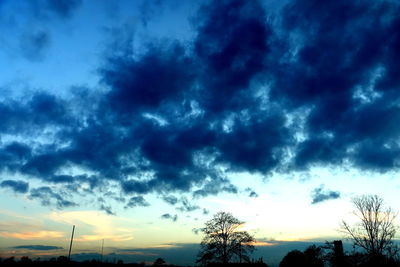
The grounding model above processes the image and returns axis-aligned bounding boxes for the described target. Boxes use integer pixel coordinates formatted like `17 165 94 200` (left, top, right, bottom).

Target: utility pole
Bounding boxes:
68 225 75 261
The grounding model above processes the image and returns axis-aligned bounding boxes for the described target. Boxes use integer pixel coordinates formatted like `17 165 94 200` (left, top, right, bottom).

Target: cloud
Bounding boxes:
0 92 70 137
274 0 400 172
0 231 64 240
249 191 258 198
12 245 63 250
125 196 150 208
244 187 258 198
23 0 82 20
1 0 400 213
29 186 77 209
44 0 82 18
194 0 272 113
100 204 116 215
311 185 340 204
0 180 29 193
100 41 195 114
19 30 50 61
0 0 276 211
176 197 200 212
0 0 82 61
138 0 168 27
192 228 201 235
161 213 178 222
162 195 178 205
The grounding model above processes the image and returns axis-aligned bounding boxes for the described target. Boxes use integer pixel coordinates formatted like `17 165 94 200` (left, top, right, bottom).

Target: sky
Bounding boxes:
1 0 400 266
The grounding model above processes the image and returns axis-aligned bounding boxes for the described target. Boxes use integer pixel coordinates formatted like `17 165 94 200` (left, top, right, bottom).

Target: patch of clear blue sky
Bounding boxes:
0 0 199 98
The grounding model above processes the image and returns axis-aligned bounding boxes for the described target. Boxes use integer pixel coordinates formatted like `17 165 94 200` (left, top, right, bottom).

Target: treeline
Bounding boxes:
1 250 400 267
0 257 269 267
278 242 400 267
0 256 139 267
0 257 271 267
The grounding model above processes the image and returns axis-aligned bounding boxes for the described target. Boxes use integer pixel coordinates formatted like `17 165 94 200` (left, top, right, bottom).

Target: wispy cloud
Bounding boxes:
311 185 341 204
160 213 178 222
0 230 64 240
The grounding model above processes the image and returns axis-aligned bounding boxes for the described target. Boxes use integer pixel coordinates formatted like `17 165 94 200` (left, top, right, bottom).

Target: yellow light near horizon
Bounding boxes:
76 234 134 242
247 241 276 247
48 210 137 243
0 230 64 240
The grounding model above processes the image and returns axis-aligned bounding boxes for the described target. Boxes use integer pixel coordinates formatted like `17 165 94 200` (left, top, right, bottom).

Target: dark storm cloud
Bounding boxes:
0 180 29 193
2 0 400 211
311 185 340 204
273 0 400 172
100 41 195 115
0 0 285 210
0 142 31 173
12 245 63 251
215 113 292 173
194 0 272 113
0 92 70 135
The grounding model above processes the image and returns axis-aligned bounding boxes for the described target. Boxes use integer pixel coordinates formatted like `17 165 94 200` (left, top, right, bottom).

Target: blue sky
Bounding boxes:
1 0 400 266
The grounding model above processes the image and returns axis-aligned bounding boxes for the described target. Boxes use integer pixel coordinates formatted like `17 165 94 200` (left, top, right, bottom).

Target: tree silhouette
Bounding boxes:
341 195 398 259
279 246 324 267
279 250 307 267
153 258 166 266
197 211 255 265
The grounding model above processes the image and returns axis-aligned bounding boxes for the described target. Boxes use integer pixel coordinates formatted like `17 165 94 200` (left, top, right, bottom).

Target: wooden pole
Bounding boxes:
68 225 75 261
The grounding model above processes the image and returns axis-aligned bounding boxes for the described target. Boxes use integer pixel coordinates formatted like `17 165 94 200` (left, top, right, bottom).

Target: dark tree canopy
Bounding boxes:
279 246 324 267
279 250 307 267
153 258 166 266
197 211 255 265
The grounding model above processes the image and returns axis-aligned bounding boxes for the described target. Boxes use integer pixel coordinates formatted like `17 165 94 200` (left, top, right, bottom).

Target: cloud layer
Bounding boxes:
1 0 400 212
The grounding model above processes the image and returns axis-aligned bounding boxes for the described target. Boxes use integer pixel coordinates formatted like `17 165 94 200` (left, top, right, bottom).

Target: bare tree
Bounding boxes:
197 211 255 265
341 195 398 258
